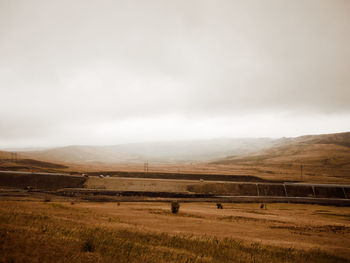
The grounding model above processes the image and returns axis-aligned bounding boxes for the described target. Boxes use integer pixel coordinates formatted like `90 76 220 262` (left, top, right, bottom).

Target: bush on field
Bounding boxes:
81 235 95 252
171 201 180 214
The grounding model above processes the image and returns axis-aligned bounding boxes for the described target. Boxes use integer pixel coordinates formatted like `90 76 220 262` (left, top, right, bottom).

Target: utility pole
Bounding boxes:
11 152 17 163
300 163 303 181
144 161 149 173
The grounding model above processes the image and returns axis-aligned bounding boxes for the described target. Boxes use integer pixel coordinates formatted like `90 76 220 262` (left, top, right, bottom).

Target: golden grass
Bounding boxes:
1 200 350 262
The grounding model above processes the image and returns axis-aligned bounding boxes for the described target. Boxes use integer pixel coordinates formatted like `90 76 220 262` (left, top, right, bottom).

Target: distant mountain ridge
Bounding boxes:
20 138 277 164
1 132 349 168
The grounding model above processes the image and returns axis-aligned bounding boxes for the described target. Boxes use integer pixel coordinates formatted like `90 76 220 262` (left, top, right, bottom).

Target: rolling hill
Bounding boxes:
21 138 277 164
213 132 350 167
210 132 350 183
0 149 69 172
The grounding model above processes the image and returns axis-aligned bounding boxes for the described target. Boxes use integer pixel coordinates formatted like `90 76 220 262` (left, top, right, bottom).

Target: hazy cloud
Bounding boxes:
1 0 350 147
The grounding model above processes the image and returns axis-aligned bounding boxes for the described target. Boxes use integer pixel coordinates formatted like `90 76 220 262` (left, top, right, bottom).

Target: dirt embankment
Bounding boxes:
0 171 86 190
188 182 350 199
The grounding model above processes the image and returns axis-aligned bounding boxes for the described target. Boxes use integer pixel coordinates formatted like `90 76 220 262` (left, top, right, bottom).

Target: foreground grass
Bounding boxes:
0 201 348 263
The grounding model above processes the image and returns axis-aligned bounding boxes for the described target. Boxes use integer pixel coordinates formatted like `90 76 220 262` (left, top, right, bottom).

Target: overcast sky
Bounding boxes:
0 0 349 148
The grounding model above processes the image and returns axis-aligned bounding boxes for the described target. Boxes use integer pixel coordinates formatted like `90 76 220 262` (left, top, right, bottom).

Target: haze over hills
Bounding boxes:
20 138 277 164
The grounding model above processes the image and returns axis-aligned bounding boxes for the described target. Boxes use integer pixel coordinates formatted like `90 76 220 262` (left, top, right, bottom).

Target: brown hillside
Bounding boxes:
211 132 350 183
0 150 69 172
214 132 350 167
0 150 12 159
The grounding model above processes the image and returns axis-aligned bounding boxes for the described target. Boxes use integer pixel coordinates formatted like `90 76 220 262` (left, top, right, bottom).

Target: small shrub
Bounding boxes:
171 201 180 214
82 236 95 252
260 203 267 209
216 203 223 209
117 202 121 206
43 196 51 202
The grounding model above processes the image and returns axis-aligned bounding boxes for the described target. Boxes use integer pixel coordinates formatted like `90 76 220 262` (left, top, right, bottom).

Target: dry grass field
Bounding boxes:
1 151 349 184
1 198 350 263
83 177 350 201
